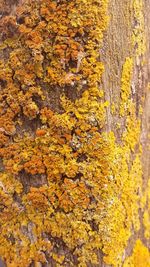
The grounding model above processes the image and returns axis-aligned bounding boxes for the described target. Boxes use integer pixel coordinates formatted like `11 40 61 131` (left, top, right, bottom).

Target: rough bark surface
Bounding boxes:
102 0 150 264
0 0 149 266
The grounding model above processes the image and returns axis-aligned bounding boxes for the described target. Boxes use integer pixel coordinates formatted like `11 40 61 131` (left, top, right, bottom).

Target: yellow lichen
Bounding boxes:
123 239 150 267
0 0 149 266
120 57 133 116
132 0 146 58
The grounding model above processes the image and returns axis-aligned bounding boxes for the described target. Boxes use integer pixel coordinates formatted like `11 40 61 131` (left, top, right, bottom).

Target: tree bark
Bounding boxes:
0 0 149 266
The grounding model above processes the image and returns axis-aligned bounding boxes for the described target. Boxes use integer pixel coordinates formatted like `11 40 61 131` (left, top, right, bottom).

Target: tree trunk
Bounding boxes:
0 0 149 266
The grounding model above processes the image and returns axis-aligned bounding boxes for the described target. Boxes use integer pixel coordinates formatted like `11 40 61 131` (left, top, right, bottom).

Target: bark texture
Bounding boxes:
0 0 149 266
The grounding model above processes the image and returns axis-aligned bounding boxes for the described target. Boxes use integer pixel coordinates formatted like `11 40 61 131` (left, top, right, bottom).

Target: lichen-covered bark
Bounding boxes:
0 0 149 267
101 0 150 266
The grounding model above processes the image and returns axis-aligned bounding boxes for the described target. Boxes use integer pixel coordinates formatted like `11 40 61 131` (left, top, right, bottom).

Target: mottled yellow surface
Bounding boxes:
0 0 149 266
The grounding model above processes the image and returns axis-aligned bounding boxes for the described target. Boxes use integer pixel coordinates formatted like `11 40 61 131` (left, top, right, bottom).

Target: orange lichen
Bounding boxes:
0 0 149 266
